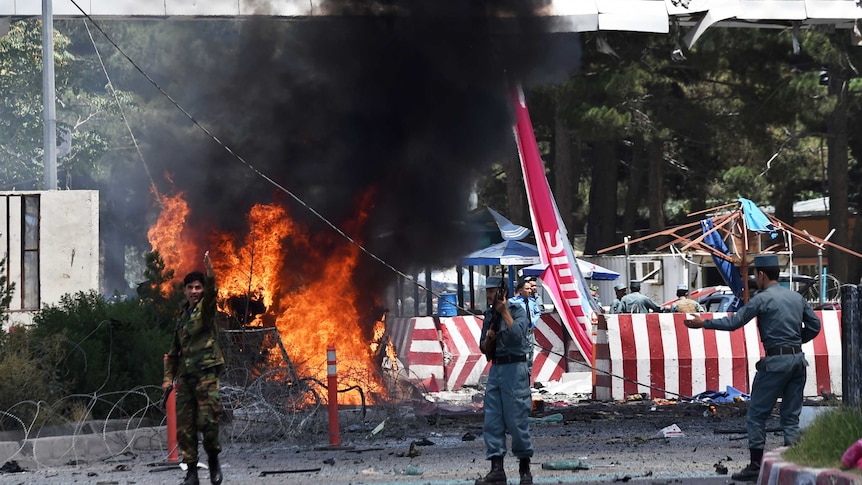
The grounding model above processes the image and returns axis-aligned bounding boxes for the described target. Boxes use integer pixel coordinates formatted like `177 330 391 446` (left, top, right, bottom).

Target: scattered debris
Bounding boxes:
414 438 435 446
462 432 477 441
113 464 130 472
323 458 335 466
656 424 685 438
407 442 420 458
399 464 423 475
541 460 590 470
529 413 563 424
368 418 387 438
0 461 24 473
259 468 322 476
714 461 728 474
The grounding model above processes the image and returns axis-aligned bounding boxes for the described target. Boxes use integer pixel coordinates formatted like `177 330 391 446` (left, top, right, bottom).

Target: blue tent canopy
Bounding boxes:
461 240 542 266
521 260 620 280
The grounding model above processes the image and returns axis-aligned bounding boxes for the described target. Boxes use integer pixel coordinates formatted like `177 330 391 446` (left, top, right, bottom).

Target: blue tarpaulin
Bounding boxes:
693 385 750 403
701 218 744 304
738 198 778 239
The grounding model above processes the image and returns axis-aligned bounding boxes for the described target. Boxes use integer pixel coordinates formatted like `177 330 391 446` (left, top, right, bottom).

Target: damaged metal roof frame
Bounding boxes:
2 0 861 50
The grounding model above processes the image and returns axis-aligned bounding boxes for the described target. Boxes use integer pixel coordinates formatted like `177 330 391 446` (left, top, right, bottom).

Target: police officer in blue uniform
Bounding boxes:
684 255 821 482
476 277 534 485
610 283 627 314
619 280 667 313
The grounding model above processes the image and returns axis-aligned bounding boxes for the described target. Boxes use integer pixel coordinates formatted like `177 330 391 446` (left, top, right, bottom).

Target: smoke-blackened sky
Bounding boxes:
140 2 579 282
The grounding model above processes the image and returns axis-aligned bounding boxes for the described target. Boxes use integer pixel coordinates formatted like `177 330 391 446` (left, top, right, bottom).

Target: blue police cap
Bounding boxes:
753 255 779 268
484 276 504 289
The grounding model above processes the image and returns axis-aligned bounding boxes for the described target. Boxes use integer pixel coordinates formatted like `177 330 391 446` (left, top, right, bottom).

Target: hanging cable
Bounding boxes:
64 4 697 396
66 1 440 299
80 19 162 206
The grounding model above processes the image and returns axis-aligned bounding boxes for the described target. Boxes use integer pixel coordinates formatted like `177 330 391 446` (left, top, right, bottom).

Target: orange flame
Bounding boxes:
146 192 194 295
148 191 385 405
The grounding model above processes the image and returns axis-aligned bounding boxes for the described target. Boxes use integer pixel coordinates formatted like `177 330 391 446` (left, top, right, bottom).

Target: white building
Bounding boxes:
1 190 99 327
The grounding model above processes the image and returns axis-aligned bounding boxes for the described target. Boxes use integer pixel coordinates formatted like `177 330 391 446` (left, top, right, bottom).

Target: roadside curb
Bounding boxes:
0 425 166 465
759 447 862 484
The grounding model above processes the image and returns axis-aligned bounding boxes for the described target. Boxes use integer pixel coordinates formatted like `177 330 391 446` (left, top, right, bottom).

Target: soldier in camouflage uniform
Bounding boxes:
163 252 225 485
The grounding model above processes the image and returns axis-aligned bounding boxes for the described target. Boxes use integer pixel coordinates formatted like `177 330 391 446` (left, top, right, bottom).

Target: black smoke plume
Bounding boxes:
140 1 579 293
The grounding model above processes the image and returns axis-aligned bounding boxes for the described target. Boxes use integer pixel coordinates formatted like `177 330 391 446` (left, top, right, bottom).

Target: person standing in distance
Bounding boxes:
610 283 627 314
684 255 821 482
619 280 666 313
476 276 534 485
670 284 705 313
163 251 225 485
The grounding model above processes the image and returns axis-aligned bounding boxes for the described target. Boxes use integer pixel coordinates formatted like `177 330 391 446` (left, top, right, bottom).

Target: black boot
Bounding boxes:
208 453 223 485
475 455 506 485
519 457 533 485
183 462 199 485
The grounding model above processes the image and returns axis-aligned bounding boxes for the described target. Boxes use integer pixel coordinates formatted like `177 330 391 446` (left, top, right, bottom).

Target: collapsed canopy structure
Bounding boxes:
599 198 862 304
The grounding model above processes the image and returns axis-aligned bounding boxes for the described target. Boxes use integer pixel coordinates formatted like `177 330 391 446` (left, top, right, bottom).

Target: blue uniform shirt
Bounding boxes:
479 297 531 359
619 291 664 313
704 283 821 349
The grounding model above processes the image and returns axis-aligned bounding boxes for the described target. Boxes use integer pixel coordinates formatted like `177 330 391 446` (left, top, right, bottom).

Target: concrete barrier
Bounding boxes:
595 311 842 401
2 426 166 465
387 310 842 399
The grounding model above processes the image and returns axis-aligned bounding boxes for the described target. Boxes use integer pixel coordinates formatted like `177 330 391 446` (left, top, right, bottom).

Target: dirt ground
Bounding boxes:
0 399 805 485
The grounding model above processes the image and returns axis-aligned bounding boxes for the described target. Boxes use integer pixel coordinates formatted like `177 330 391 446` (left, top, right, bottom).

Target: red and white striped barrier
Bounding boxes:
533 313 567 383
387 314 569 391
440 316 489 391
387 310 842 397
594 311 842 401
386 316 445 392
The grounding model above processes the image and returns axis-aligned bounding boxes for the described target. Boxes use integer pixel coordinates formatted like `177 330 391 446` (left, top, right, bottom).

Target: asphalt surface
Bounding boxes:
0 401 792 484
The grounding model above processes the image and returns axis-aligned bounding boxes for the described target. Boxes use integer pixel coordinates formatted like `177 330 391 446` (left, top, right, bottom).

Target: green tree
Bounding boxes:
0 19 120 190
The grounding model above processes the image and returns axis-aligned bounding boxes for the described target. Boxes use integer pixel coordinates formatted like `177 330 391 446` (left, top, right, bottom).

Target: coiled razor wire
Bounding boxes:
0 325 421 470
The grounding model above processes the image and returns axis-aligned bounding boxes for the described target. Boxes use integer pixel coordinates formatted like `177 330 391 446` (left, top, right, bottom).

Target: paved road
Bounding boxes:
0 401 782 484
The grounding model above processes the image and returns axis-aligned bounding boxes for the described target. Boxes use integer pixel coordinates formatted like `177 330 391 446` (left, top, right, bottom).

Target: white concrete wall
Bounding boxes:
1 190 99 327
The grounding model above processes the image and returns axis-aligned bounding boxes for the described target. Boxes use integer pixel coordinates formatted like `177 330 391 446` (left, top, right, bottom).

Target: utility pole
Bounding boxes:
42 0 58 190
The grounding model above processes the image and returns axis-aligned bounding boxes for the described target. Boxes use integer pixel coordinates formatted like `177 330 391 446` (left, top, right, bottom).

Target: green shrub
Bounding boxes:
0 325 65 430
785 406 862 469
29 291 173 418
0 251 180 425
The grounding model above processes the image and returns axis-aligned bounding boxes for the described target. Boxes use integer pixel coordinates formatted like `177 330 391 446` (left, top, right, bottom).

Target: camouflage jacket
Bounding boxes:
163 274 225 385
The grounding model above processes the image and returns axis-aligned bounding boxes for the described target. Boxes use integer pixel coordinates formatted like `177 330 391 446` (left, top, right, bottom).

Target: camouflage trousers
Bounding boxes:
175 367 222 464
